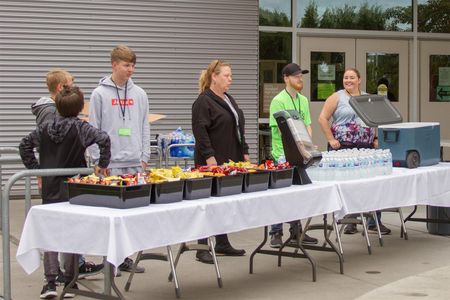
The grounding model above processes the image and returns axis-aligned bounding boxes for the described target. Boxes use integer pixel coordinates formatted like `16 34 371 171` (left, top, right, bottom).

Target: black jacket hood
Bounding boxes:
46 115 77 144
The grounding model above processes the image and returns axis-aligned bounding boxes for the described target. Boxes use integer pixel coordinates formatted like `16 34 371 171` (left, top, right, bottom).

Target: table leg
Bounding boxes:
322 214 344 274
166 245 181 298
249 226 269 274
168 243 187 282
124 251 142 291
61 255 124 300
208 237 223 288
360 214 372 255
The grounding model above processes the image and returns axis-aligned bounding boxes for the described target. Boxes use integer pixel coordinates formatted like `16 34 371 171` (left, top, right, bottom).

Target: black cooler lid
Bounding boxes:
349 94 402 127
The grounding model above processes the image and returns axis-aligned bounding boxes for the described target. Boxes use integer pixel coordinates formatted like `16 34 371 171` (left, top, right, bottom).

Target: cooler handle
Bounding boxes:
382 129 399 143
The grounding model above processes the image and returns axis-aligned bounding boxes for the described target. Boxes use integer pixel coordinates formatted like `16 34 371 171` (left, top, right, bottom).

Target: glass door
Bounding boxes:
299 37 355 150
420 41 450 159
356 39 409 121
299 37 409 150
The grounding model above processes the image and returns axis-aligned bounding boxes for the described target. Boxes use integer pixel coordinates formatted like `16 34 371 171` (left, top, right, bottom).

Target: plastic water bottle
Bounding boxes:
277 155 286 164
384 149 393 175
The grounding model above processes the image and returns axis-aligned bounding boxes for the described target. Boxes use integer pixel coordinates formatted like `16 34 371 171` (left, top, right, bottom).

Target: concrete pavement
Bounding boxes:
2 200 450 299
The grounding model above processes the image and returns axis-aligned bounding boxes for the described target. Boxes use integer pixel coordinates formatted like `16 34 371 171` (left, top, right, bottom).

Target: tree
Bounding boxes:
319 8 335 29
300 0 319 28
334 4 357 29
417 0 450 33
259 8 290 27
357 3 387 30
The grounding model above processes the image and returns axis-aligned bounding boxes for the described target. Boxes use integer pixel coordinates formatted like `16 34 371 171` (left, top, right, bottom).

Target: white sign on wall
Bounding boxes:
318 63 335 81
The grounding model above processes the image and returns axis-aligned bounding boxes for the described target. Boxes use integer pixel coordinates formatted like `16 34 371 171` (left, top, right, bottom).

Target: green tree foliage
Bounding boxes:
417 0 450 33
334 4 358 29
300 0 319 28
319 8 335 29
357 3 387 30
259 7 290 27
301 1 388 30
260 0 448 33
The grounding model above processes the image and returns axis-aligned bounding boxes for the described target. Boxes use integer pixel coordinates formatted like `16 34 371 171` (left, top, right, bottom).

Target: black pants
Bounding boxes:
198 234 230 248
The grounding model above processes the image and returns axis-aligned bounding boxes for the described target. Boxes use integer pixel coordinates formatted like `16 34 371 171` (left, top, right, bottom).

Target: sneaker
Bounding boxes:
118 257 145 273
368 224 392 235
344 224 358 234
196 250 214 264
270 233 283 248
63 283 78 299
287 233 318 246
78 261 104 279
302 233 319 244
40 282 57 299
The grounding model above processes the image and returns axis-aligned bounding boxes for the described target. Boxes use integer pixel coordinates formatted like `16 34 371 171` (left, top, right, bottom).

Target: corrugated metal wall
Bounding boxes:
0 0 259 196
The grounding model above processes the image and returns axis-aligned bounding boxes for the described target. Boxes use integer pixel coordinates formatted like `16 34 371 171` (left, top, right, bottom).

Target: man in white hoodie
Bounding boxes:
89 45 150 274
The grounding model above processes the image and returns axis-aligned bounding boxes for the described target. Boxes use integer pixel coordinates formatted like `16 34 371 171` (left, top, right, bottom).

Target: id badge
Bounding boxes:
118 127 131 136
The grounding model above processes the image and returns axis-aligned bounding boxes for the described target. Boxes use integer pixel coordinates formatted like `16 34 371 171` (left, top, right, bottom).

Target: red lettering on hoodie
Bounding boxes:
111 99 135 106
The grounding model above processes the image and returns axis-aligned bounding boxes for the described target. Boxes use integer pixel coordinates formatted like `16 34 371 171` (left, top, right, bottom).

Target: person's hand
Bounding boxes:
206 156 217 166
141 160 148 171
94 165 109 177
243 154 250 162
37 176 42 189
373 138 379 149
329 139 341 150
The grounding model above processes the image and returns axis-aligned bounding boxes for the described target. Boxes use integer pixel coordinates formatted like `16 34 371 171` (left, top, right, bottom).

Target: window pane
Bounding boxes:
259 32 292 117
429 55 450 102
366 53 399 102
259 0 292 27
310 52 345 102
297 0 412 31
418 0 450 33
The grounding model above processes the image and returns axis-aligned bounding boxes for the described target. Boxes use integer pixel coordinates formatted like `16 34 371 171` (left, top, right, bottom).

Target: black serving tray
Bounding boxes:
211 174 244 196
243 171 270 193
67 182 151 209
183 177 213 200
268 168 294 189
151 180 184 204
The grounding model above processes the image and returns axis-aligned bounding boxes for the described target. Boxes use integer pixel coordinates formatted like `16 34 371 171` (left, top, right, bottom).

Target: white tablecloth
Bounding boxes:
335 163 450 215
17 163 450 275
17 182 342 274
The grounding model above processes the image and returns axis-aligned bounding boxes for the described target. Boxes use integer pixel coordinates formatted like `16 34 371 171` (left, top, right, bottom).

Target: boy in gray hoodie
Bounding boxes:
89 44 150 274
32 69 73 125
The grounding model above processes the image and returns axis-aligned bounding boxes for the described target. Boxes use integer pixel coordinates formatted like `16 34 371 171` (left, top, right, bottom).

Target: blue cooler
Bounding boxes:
349 95 440 168
378 122 440 168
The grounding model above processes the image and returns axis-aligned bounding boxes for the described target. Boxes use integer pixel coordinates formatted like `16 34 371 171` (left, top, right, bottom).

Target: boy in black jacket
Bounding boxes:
19 85 111 299
32 69 105 286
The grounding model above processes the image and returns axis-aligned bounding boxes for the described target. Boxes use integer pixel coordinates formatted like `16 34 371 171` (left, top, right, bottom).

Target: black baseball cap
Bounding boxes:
282 63 309 77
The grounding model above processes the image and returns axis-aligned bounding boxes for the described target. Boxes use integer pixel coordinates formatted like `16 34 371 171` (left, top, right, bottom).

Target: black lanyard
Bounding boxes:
112 79 128 121
285 89 300 114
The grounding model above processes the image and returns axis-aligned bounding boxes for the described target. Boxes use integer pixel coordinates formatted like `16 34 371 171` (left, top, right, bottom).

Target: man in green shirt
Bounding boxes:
269 63 318 248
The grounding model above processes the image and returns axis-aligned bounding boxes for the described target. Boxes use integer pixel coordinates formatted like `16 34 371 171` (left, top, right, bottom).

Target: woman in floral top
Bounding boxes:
318 68 377 150
318 68 391 235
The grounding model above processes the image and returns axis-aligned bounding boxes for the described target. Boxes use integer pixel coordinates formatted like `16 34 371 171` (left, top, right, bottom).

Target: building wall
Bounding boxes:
0 0 259 195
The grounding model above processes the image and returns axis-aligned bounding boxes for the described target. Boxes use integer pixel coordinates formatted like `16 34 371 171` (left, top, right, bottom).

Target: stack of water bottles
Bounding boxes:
158 127 195 158
307 148 393 181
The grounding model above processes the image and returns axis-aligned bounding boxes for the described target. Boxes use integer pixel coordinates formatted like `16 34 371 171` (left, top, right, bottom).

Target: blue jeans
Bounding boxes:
270 221 301 235
367 211 382 226
270 223 283 235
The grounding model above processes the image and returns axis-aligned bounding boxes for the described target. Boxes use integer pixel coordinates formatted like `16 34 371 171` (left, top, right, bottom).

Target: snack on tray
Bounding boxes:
191 165 250 176
67 174 143 186
261 160 291 170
